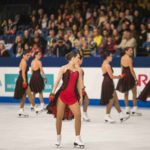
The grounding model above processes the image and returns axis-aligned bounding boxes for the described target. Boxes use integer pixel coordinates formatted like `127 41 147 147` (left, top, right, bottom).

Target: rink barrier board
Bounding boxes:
0 57 150 107
0 57 150 67
0 97 150 107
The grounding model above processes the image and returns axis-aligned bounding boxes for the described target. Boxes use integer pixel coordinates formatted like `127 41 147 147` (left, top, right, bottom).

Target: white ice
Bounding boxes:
0 104 150 150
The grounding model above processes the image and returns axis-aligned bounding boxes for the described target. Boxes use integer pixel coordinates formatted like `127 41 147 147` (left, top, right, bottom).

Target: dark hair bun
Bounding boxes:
101 50 111 59
65 51 78 61
23 50 30 55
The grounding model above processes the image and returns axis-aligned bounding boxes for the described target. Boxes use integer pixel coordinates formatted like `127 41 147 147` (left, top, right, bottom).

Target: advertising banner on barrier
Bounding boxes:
0 67 150 101
4 74 54 93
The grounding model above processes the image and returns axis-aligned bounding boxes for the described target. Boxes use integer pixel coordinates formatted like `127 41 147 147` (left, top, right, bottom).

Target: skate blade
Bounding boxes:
18 114 29 118
74 143 85 149
105 120 115 124
131 112 142 116
56 144 61 148
120 116 130 123
83 118 90 122
30 108 34 111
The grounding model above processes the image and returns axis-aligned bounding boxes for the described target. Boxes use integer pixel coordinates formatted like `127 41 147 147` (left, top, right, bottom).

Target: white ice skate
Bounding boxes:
119 112 130 122
83 112 90 122
104 114 115 123
18 109 29 118
34 106 43 114
55 135 61 148
125 107 131 115
131 107 142 116
40 103 45 111
30 105 34 111
74 136 85 149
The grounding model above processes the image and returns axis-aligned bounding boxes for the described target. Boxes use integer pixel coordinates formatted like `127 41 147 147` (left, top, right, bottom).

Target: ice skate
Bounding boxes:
83 112 90 122
30 105 34 111
40 103 45 111
74 136 84 149
18 109 29 118
104 114 115 123
131 107 142 116
55 135 61 148
125 107 131 115
119 112 130 122
34 106 43 114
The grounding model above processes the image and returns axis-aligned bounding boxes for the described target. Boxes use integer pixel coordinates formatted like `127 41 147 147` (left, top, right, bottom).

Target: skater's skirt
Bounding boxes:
59 91 78 105
101 73 114 105
116 66 135 93
30 69 44 93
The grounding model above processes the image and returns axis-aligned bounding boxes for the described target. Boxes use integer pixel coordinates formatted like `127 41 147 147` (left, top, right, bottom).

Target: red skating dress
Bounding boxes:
59 70 79 105
46 69 80 120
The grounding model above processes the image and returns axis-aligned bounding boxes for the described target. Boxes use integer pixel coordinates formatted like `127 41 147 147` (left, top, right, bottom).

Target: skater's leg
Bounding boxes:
124 92 129 107
69 102 84 148
113 91 121 113
39 92 44 104
106 98 113 114
26 87 35 106
83 95 89 113
132 86 137 107
105 98 115 123
20 94 26 109
69 102 81 136
56 98 66 135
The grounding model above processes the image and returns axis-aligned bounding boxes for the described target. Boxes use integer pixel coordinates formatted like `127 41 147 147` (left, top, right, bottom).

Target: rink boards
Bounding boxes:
0 66 150 106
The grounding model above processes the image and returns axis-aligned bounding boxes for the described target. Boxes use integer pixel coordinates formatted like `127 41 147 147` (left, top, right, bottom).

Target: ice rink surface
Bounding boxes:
0 104 150 150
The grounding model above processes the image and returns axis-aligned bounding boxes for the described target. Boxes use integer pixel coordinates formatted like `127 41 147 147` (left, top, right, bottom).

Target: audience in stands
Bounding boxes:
0 0 150 57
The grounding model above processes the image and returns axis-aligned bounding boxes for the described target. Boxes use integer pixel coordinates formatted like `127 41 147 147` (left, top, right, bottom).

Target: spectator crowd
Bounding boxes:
0 0 150 58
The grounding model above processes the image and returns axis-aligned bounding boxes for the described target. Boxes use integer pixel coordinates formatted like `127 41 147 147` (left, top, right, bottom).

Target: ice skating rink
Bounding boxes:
0 104 150 150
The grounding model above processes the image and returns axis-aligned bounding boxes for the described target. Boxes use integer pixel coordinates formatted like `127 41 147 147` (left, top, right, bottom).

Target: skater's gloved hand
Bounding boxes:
82 89 86 96
22 82 28 89
119 73 127 78
49 93 55 102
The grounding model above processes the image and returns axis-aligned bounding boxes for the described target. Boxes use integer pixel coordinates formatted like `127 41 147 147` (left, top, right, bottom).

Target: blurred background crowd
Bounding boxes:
0 0 150 58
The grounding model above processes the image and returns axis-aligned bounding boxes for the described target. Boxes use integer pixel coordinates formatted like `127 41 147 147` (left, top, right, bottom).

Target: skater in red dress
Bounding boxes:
76 54 90 122
30 51 46 111
47 51 84 148
138 80 150 101
101 51 129 123
14 51 40 117
116 47 142 115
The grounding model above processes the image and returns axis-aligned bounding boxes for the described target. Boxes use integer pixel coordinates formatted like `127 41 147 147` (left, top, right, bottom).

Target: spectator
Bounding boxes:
116 30 137 56
0 41 10 57
53 38 69 57
79 41 91 57
12 35 24 54
93 28 103 48
16 46 23 57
